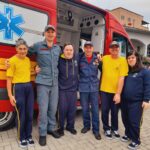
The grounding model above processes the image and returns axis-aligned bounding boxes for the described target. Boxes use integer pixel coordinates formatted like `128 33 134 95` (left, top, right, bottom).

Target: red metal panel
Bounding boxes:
0 80 6 88
0 100 14 112
0 45 16 58
9 0 56 11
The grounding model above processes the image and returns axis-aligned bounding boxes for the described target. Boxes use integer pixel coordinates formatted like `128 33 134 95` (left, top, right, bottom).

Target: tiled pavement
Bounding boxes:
0 109 150 150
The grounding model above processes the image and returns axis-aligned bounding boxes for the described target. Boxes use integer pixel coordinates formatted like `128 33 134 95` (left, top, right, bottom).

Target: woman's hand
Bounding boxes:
113 93 121 104
97 54 102 62
35 65 41 74
9 96 16 106
5 59 10 69
142 101 150 109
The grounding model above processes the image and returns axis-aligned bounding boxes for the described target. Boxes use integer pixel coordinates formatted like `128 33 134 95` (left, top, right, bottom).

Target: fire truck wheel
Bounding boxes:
0 112 16 131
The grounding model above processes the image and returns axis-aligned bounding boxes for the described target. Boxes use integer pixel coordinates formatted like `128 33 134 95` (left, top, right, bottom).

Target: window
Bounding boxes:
127 41 134 52
137 46 141 53
121 15 125 20
128 18 131 22
147 44 150 57
0 1 49 46
113 33 128 57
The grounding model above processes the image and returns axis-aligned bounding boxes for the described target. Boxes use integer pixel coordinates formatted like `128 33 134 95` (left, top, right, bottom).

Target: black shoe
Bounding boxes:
39 136 46 146
27 138 35 146
104 130 112 139
66 128 77 135
128 142 140 150
121 135 130 142
20 140 28 148
94 133 101 140
81 127 90 134
47 130 61 138
57 128 64 136
112 130 120 139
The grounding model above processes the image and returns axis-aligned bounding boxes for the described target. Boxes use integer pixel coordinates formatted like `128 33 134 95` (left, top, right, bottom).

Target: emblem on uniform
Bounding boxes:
133 73 138 77
74 60 78 66
93 59 99 66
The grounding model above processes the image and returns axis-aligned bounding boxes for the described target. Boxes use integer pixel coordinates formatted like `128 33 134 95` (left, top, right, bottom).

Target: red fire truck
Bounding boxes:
0 0 133 130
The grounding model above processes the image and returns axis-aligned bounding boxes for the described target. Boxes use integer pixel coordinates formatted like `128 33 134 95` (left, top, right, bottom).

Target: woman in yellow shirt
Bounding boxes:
7 39 34 148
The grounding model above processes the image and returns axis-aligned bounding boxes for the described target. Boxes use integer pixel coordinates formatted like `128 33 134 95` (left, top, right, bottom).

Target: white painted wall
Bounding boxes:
127 31 150 56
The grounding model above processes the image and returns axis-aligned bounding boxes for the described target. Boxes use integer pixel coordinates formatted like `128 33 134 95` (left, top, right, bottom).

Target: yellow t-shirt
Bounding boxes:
6 56 31 83
100 55 128 93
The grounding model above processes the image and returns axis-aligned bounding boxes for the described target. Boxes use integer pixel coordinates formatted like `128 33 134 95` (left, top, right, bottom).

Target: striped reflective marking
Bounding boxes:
0 58 7 71
0 71 6 80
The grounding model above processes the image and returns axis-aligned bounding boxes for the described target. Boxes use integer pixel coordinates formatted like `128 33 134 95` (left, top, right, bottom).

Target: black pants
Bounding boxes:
101 91 119 131
58 90 77 130
121 100 143 144
14 82 34 141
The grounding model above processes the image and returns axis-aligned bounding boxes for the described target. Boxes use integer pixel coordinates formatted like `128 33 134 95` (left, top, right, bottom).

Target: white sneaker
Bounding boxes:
27 138 35 146
121 135 130 142
128 142 139 150
104 130 112 139
19 140 28 149
112 130 120 138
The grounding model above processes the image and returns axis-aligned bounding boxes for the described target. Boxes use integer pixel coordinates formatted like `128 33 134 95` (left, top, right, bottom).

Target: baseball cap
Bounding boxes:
44 25 56 32
84 41 93 47
110 41 119 48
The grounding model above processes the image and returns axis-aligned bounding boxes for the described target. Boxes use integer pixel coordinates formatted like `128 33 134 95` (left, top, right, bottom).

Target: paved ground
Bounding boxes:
0 109 150 150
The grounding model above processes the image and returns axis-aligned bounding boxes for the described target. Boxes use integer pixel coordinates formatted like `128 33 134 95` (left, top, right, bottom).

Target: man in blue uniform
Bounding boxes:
79 41 101 140
28 25 61 146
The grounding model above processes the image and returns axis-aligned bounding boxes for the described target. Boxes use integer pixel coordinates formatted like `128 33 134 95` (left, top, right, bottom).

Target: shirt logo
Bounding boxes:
93 58 99 66
132 73 138 77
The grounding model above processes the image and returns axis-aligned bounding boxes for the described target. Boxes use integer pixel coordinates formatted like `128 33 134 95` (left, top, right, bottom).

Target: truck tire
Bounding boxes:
0 112 16 131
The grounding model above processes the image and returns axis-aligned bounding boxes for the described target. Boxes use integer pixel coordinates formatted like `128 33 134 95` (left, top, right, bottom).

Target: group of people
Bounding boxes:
6 24 150 150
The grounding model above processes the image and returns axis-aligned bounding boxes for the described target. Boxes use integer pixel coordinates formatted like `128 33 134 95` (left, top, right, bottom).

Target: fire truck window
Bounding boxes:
113 33 127 57
0 1 49 46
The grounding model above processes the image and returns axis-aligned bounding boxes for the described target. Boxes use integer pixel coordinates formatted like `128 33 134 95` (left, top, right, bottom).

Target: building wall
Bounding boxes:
110 7 150 57
127 30 150 56
110 8 148 30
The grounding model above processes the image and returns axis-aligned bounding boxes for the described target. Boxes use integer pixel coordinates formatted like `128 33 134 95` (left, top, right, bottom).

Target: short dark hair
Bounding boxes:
63 43 73 49
16 38 28 48
127 50 143 72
